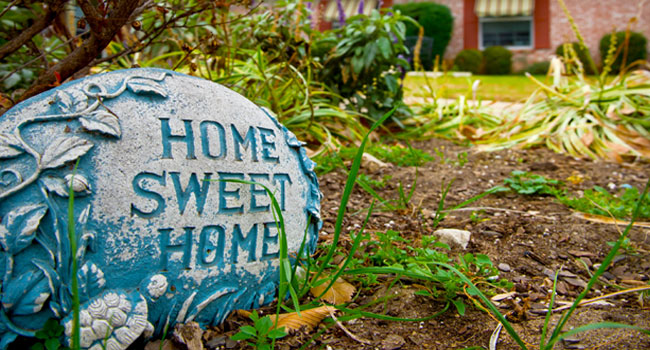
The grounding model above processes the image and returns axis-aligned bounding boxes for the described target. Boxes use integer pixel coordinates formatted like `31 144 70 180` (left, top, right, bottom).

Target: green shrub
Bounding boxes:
521 61 550 75
315 10 412 121
599 31 648 73
454 49 483 74
483 46 512 75
555 42 595 74
392 2 453 70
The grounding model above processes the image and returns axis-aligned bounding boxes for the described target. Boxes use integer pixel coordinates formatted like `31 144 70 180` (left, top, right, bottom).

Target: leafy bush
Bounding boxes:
520 61 550 75
483 46 512 75
392 2 453 70
599 31 648 73
555 42 595 74
454 49 483 74
315 10 412 121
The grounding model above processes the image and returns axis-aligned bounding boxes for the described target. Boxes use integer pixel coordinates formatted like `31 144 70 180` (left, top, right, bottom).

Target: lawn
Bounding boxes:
404 73 551 102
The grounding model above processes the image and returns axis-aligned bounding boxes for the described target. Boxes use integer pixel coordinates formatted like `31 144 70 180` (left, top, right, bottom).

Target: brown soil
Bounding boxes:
184 138 650 350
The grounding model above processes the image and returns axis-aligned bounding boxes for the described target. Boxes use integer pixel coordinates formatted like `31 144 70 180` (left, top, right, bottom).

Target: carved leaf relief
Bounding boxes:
55 90 87 114
80 111 121 138
78 262 106 303
126 79 167 98
1 269 50 315
40 176 69 197
40 136 93 170
0 203 48 254
0 133 23 159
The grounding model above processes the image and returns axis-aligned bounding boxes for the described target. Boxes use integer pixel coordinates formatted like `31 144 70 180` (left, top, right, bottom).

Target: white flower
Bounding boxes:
146 274 168 299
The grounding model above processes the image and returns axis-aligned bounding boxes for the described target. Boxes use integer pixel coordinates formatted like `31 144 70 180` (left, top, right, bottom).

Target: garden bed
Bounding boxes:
178 138 650 350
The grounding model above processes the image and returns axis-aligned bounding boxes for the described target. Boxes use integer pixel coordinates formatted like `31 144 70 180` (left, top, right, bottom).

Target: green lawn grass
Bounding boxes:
404 74 551 102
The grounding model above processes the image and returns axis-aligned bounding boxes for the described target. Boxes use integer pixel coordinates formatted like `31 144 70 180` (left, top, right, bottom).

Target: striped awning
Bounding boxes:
475 0 534 17
324 0 378 21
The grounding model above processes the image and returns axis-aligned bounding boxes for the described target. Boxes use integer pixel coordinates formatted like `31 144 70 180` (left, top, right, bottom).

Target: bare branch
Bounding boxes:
0 0 68 61
77 0 105 35
19 0 144 101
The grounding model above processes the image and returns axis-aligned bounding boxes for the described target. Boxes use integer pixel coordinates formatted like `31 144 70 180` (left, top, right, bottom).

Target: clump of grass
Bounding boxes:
314 143 435 174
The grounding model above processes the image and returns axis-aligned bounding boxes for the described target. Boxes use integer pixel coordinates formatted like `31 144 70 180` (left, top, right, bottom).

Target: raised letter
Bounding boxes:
231 224 258 263
200 121 226 159
258 127 279 163
273 173 292 211
160 118 196 159
249 173 270 213
131 171 166 218
198 225 225 267
231 125 258 162
261 221 279 260
170 172 212 215
159 227 193 270
218 172 244 214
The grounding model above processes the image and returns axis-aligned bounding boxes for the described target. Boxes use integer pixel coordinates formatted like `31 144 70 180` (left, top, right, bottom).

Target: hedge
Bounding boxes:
392 2 453 70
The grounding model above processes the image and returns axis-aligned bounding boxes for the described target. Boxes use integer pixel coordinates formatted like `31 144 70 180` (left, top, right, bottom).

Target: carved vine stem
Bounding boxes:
0 73 167 201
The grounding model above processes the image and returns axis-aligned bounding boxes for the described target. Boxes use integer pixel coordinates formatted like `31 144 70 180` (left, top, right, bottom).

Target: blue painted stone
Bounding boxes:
0 68 321 348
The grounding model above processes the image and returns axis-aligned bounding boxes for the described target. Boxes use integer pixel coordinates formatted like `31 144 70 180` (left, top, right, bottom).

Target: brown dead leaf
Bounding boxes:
269 305 337 331
310 275 356 304
572 212 650 228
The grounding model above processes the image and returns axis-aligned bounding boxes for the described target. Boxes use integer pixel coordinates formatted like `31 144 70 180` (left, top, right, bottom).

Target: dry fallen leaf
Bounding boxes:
310 275 356 304
271 305 337 331
236 306 337 332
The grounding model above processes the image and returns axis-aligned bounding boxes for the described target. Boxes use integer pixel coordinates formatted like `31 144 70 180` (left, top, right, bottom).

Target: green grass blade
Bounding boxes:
311 107 396 286
429 262 529 350
546 178 650 348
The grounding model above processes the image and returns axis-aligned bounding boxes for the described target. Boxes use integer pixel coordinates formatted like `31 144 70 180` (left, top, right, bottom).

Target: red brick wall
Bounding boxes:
400 0 650 70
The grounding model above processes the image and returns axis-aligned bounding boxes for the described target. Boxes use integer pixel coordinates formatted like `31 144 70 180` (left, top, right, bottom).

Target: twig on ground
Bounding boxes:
327 306 371 345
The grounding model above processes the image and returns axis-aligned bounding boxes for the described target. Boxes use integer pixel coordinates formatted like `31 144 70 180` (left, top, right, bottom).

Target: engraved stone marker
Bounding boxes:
0 68 321 349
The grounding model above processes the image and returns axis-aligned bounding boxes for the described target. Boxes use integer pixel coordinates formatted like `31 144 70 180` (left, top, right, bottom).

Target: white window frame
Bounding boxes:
479 16 534 50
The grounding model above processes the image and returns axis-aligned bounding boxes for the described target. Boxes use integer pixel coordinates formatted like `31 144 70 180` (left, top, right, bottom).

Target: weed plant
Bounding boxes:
502 170 650 220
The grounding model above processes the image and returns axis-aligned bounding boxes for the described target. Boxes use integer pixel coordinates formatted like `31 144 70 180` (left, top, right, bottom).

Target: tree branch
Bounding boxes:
19 0 144 101
0 0 69 61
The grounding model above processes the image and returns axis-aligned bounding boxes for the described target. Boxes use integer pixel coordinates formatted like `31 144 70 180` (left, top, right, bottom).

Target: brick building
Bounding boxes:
314 0 650 70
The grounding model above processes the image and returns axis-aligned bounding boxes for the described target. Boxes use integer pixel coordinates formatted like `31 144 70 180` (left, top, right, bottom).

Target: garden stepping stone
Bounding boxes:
0 68 321 349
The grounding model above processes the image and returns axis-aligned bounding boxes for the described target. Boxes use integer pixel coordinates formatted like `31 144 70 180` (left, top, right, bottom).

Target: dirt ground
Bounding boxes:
160 138 650 350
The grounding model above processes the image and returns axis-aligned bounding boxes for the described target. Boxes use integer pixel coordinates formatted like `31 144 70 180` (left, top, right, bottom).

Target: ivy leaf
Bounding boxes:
79 110 121 138
40 136 93 170
0 133 23 159
32 259 61 297
2 269 50 315
55 90 87 114
127 79 167 97
40 176 69 197
0 203 48 254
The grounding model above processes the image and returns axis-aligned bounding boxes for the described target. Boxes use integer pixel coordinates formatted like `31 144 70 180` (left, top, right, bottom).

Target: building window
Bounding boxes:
480 16 533 49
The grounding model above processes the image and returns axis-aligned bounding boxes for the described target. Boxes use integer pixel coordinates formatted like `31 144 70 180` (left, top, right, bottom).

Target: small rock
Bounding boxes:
613 255 628 264
482 230 503 238
498 263 512 272
542 268 555 279
145 340 178 350
205 335 227 349
568 250 595 258
432 229 471 249
173 322 204 350
556 281 569 295
362 153 391 172
381 334 406 350
602 272 616 280
562 336 581 345
564 277 587 289
558 270 578 278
